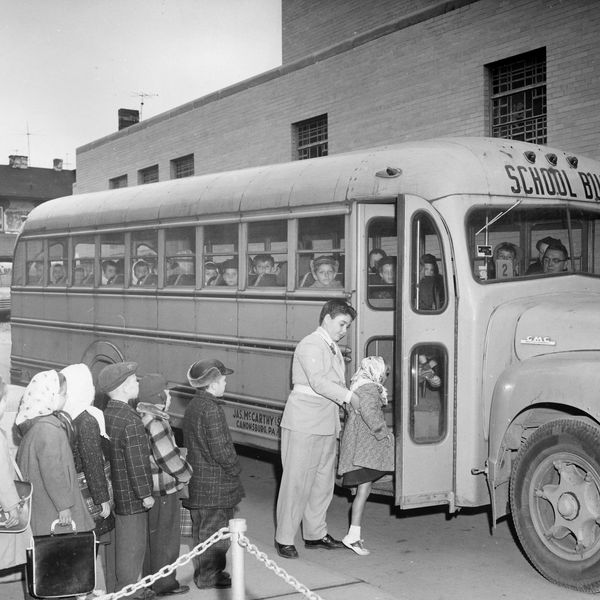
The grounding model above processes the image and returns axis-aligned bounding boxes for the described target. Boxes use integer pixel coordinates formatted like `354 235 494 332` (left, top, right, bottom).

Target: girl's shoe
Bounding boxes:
342 535 370 556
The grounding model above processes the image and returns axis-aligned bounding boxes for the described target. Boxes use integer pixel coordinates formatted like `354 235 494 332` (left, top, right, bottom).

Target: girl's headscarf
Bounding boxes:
61 363 108 438
15 370 65 426
349 356 389 404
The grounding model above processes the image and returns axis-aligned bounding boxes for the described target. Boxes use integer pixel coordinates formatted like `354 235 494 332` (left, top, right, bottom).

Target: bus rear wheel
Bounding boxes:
510 419 600 592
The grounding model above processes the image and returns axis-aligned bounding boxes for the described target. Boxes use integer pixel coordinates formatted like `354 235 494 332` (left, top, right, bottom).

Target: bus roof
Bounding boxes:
22 137 600 235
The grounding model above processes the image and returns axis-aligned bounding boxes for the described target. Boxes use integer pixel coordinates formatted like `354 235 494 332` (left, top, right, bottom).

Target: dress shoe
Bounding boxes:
275 541 299 558
195 573 231 590
156 585 190 596
304 533 344 549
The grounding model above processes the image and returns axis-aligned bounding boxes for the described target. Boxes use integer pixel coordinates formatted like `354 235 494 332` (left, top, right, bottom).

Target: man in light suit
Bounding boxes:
275 299 358 559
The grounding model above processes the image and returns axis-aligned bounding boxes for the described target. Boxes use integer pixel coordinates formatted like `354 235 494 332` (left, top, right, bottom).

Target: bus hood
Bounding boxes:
513 293 600 361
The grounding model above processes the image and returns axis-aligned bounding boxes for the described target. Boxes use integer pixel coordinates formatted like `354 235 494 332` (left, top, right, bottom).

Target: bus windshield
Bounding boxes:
468 205 600 282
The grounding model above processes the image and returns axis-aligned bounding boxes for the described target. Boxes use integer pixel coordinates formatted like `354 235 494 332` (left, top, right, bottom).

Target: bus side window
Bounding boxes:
25 240 43 285
49 240 68 286
367 217 397 309
204 223 239 288
100 233 125 286
410 344 447 443
73 237 95 286
365 337 395 429
131 231 158 287
297 215 345 289
247 220 287 287
165 228 196 287
411 213 446 312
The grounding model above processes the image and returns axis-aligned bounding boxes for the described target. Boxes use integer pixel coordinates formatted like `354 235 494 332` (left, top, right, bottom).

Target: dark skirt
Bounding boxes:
342 467 387 487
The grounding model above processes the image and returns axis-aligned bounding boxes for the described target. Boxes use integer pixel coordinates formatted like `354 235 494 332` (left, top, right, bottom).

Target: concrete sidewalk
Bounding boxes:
1 456 397 600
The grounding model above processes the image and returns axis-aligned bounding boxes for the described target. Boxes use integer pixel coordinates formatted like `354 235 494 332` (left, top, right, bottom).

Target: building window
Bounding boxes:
171 154 194 179
109 175 128 189
293 114 328 160
488 48 547 144
138 164 159 185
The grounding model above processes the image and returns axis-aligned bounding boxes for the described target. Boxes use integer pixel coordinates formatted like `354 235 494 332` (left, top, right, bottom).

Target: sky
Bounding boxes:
0 0 282 169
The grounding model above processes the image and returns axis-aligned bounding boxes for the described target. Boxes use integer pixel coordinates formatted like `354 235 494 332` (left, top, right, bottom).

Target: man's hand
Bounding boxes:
349 392 361 411
3 507 20 528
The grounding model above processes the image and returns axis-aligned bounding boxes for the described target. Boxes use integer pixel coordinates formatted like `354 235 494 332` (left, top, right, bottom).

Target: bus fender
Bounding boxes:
486 350 600 522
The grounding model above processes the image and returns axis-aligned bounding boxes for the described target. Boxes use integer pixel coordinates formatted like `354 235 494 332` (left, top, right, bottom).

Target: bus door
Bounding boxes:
396 195 456 509
356 202 397 494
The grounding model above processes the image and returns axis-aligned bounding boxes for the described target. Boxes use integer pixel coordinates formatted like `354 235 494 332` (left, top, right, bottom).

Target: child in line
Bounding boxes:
182 358 244 590
338 356 394 556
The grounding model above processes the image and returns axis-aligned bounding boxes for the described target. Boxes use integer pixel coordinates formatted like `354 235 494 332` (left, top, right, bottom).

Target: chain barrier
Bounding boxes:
95 527 230 600
237 533 324 600
95 522 324 600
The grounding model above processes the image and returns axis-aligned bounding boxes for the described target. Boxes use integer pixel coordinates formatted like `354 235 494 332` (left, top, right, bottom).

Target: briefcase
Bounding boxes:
26 519 96 598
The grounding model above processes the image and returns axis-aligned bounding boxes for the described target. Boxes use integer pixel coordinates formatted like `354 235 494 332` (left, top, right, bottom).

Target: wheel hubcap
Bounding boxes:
533 456 600 559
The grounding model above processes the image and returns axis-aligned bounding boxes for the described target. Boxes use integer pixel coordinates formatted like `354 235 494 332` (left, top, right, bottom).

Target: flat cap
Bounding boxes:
139 373 168 405
187 358 233 388
98 361 138 393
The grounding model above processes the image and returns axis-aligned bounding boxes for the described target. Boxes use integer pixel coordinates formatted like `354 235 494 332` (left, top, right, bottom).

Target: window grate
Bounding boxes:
109 175 128 189
294 114 328 160
171 154 194 179
489 49 547 145
138 165 159 185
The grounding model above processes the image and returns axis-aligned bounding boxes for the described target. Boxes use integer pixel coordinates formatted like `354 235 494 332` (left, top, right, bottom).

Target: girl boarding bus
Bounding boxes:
10 137 600 591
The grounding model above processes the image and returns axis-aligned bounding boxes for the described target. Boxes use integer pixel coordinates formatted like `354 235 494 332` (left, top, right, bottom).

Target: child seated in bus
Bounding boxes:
368 248 387 283
132 259 157 286
203 261 220 286
301 255 342 288
338 356 394 556
102 260 119 285
248 254 279 287
218 259 238 287
492 242 520 279
50 262 67 285
369 256 396 301
418 254 444 310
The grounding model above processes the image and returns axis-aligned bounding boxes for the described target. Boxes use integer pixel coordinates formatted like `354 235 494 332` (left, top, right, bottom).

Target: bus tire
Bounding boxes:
510 419 600 592
80 340 125 383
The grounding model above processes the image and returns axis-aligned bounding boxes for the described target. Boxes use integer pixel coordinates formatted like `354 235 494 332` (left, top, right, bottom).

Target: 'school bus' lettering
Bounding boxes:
11 137 600 592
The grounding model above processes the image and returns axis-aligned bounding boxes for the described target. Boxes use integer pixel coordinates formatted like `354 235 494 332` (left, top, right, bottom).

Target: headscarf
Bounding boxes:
15 370 65 426
349 356 389 405
61 363 108 439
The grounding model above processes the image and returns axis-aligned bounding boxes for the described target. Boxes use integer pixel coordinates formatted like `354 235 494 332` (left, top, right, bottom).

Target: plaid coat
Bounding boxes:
104 399 153 515
182 389 244 509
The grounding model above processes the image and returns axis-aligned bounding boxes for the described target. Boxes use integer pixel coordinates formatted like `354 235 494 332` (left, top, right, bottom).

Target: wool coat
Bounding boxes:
182 389 243 509
104 399 153 515
338 382 395 475
16 415 94 535
0 429 30 569
72 410 115 535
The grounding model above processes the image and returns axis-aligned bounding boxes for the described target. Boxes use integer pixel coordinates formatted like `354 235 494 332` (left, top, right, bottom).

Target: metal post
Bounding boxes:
229 518 247 600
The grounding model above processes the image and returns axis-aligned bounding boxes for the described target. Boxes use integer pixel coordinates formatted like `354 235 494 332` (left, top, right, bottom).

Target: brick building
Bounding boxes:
0 156 75 258
75 0 600 193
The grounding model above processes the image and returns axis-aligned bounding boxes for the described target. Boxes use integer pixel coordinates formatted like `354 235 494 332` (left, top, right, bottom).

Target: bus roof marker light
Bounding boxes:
545 153 558 167
567 156 579 169
375 167 402 178
523 151 536 164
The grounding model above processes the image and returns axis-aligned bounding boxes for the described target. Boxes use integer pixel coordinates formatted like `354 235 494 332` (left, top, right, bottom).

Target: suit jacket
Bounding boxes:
280 328 349 436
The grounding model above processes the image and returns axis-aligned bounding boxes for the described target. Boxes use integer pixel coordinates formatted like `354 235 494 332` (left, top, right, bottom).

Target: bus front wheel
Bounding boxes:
510 419 600 592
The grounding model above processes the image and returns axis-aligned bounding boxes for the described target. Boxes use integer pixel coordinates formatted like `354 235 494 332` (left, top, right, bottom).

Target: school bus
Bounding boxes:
10 137 600 591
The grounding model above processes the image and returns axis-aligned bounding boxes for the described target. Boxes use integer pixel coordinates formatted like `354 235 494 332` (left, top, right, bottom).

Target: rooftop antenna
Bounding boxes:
131 91 158 120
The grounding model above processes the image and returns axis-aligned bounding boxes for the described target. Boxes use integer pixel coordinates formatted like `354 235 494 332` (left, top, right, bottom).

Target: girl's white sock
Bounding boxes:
347 525 361 541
